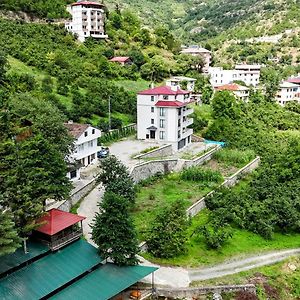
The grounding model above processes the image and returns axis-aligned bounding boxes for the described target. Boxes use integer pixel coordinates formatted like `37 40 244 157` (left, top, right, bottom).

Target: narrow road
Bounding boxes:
77 184 104 246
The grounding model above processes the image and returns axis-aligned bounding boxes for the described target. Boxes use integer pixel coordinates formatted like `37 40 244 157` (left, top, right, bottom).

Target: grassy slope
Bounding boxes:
143 208 300 268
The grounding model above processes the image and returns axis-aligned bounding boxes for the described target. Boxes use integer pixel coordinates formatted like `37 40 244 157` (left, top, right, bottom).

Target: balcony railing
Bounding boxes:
184 107 194 116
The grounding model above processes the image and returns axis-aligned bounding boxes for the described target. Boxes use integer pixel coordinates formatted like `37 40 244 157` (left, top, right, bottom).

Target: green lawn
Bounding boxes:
142 209 300 268
191 256 300 300
132 173 220 239
114 79 151 93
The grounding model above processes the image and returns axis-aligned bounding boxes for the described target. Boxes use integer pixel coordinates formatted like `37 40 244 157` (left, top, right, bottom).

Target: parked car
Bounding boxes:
97 147 109 159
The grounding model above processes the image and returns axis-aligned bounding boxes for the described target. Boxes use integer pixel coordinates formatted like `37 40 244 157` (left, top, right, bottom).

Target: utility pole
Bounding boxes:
108 96 111 131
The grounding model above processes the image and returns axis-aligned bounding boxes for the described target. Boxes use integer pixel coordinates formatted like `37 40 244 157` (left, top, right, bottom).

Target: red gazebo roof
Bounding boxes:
35 209 86 236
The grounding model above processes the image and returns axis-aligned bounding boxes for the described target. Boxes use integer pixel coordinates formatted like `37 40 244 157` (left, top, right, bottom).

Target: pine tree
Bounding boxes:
0 210 20 256
91 192 139 266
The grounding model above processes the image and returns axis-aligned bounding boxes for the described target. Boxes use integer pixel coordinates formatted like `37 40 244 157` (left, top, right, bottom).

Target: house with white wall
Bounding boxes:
180 46 211 72
65 1 108 42
208 64 261 88
216 83 250 102
137 83 194 151
276 81 300 106
65 122 101 180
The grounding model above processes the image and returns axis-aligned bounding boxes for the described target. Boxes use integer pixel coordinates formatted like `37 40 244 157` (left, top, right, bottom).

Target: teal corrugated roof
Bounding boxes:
0 240 100 299
52 263 158 300
0 241 49 276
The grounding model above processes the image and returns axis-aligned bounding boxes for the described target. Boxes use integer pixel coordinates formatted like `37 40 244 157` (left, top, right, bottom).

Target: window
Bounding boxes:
151 96 155 101
151 119 154 124
178 119 181 127
159 131 165 140
178 130 181 139
84 131 88 137
159 108 166 117
159 119 165 128
151 107 154 113
70 170 77 179
88 140 94 147
163 95 169 100
78 144 84 151
178 108 182 116
92 129 95 134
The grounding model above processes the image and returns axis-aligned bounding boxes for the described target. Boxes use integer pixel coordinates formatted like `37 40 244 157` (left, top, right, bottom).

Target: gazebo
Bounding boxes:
34 209 85 251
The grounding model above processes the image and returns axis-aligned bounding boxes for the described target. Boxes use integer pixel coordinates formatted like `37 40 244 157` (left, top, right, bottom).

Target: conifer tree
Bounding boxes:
91 192 139 266
0 211 20 256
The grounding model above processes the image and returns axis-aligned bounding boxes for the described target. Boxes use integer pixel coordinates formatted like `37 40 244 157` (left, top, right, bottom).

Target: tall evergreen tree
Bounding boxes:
0 210 21 256
91 192 139 266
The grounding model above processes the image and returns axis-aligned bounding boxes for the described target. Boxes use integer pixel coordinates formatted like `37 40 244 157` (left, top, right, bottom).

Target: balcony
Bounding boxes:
90 32 108 39
184 117 193 127
184 107 194 116
182 128 193 139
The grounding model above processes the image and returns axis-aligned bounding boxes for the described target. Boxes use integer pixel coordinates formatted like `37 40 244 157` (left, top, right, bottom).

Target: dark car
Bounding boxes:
97 147 109 159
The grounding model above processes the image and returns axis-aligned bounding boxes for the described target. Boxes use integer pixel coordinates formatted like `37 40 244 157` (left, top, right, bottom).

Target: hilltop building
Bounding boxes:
110 56 133 66
65 121 101 180
65 1 108 42
208 64 261 87
137 82 194 151
276 81 300 106
216 83 249 102
181 45 211 72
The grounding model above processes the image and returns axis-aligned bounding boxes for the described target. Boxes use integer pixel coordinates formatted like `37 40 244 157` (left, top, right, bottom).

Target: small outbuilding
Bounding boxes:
110 56 133 66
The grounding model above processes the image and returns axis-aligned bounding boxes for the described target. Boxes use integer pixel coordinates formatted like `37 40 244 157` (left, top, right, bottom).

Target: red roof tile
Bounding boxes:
110 57 131 63
216 83 246 91
64 122 89 139
71 1 104 7
35 209 86 236
155 100 193 107
287 78 300 84
138 86 189 96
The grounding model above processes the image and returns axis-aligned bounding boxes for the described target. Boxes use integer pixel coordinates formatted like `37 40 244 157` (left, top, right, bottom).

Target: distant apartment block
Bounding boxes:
181 45 211 72
65 121 101 180
216 83 250 102
65 1 108 42
137 82 194 151
208 64 261 87
276 81 300 106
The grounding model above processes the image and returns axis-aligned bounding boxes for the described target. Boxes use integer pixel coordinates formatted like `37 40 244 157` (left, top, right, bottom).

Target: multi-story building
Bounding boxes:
65 121 101 180
137 83 194 151
65 1 108 42
276 81 300 106
216 83 250 102
180 45 211 72
208 64 261 87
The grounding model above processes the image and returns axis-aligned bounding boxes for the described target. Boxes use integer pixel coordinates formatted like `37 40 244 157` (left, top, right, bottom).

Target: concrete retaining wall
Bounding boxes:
134 144 173 159
131 159 178 183
186 156 261 217
156 284 256 298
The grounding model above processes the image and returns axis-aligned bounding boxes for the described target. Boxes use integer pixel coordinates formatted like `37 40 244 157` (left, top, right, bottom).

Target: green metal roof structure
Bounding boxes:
0 241 49 276
0 239 100 299
52 263 158 300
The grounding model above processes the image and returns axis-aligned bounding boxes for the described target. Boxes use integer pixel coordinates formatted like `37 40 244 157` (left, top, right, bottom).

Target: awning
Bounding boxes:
146 126 157 130
52 263 158 300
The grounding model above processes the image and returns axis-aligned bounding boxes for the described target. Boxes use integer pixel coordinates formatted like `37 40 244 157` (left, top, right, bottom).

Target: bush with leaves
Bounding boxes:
146 201 189 258
91 192 139 266
181 167 223 183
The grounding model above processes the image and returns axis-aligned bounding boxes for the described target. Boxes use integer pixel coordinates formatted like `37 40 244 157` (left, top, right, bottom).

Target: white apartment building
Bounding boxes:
137 84 194 151
65 1 108 42
216 83 250 102
276 81 300 106
208 64 261 87
65 122 101 180
180 46 211 72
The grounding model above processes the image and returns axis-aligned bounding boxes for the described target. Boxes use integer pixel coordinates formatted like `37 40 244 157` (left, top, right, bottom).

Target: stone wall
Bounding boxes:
186 156 261 217
131 159 178 183
134 144 173 160
156 284 256 298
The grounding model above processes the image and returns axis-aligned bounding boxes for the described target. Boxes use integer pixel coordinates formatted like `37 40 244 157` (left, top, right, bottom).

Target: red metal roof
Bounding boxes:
287 78 300 84
110 57 131 63
138 86 189 96
155 101 185 107
216 83 246 91
71 1 104 7
35 209 86 236
64 122 89 139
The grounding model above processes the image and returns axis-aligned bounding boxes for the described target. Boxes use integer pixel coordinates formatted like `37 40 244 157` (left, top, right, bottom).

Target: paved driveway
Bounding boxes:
108 138 160 169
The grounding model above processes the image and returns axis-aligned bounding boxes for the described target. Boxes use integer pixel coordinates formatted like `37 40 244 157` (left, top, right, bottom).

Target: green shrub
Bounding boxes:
213 148 256 167
140 146 159 154
180 167 223 183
